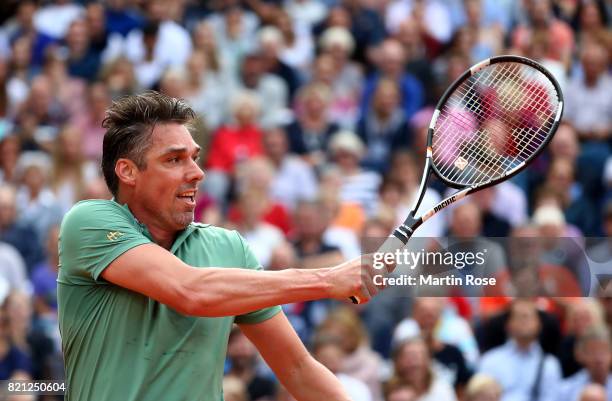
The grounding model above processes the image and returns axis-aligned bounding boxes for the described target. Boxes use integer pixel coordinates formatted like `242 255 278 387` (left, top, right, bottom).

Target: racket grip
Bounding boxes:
347 228 413 304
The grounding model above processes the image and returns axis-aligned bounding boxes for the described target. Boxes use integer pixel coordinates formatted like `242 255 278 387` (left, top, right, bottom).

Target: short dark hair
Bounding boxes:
101 91 195 196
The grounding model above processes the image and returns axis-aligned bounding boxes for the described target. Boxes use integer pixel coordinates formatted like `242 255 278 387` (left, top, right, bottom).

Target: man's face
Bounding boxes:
227 332 257 369
577 339 611 381
131 123 204 232
508 301 540 343
413 298 442 333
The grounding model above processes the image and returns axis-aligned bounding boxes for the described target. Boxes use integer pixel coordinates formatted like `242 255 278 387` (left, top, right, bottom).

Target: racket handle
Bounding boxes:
348 228 414 304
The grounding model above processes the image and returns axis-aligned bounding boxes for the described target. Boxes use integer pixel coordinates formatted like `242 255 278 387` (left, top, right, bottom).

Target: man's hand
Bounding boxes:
325 254 395 304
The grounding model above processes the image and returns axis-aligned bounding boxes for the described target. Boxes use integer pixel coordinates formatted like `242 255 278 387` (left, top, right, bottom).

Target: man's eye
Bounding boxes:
169 157 180 163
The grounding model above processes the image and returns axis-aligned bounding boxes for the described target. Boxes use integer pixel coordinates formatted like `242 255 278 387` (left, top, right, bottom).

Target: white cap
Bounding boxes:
329 130 365 158
532 205 566 227
319 27 355 54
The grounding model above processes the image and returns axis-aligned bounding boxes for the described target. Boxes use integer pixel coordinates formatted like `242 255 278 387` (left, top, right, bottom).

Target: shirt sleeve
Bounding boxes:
59 201 152 284
233 231 282 325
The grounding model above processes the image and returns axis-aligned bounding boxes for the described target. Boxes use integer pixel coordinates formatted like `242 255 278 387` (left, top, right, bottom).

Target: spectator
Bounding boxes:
234 52 289 129
462 0 504 61
469 187 512 237
511 0 574 67
223 375 249 401
191 21 224 78
558 300 605 377
0 184 44 272
316 27 363 128
104 0 144 37
285 83 339 167
446 202 507 289
361 39 424 123
263 126 319 211
556 326 612 401
356 78 412 174
258 26 301 101
84 3 124 64
270 9 314 73
572 0 611 51
328 130 381 216
14 151 63 242
392 298 474 390
317 169 366 249
49 125 99 213
312 335 373 401
541 158 598 236
383 379 417 401
338 0 386 64
232 157 292 235
291 199 344 269
564 41 612 142
386 151 445 238
0 242 29 295
16 75 69 149
285 0 328 29
182 50 229 131
99 56 138 99
204 91 265 205
464 374 502 401
207 5 259 79
128 21 165 89
578 384 607 401
0 134 20 185
478 299 562 401
33 0 83 40
30 225 60 317
63 18 101 81
385 0 455 50
0 293 33 382
41 48 87 119
124 0 192 70
69 81 110 161
226 328 276 401
6 36 33 111
317 306 384 401
392 18 436 105
5 1 57 68
390 337 458 401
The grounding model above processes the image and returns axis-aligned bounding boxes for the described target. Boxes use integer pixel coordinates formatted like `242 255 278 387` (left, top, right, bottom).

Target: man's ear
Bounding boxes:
115 159 138 188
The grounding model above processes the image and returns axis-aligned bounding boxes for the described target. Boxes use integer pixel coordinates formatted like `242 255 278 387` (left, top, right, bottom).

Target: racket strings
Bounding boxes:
432 62 559 186
445 66 552 150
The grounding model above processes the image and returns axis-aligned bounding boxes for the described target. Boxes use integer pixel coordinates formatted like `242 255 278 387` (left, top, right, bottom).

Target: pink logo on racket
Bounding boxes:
454 157 468 170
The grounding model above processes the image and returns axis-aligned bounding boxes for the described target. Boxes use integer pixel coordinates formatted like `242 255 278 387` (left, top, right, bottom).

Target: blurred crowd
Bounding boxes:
0 0 611 400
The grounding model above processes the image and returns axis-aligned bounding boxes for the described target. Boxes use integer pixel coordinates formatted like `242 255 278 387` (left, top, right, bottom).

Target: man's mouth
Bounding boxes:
177 190 196 204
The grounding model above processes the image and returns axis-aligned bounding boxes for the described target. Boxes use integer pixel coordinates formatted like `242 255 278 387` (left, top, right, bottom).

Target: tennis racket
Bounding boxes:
351 55 564 304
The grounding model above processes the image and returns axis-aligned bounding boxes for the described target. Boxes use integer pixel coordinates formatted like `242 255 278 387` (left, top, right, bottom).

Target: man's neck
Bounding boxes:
140 219 176 250
513 338 536 352
115 196 177 250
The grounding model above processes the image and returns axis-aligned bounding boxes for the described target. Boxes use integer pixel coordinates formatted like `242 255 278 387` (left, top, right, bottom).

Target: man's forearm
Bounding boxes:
102 244 369 318
182 267 334 317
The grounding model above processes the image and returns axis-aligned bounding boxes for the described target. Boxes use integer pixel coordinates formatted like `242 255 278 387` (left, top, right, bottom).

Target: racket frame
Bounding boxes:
392 55 564 244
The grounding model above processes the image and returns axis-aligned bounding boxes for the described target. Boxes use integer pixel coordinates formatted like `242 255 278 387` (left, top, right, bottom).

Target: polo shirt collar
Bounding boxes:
111 198 196 252
508 339 541 355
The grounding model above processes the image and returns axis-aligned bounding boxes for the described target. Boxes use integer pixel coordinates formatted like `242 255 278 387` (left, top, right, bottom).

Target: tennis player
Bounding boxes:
57 92 383 401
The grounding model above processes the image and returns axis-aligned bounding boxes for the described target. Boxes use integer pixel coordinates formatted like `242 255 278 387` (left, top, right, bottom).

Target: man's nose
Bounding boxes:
187 158 205 183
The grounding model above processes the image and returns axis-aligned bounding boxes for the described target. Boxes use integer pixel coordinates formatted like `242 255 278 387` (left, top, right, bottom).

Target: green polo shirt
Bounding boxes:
57 199 281 401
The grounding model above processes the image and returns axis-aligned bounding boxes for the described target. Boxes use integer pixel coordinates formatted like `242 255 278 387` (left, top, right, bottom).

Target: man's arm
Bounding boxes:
239 312 352 401
101 244 380 317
